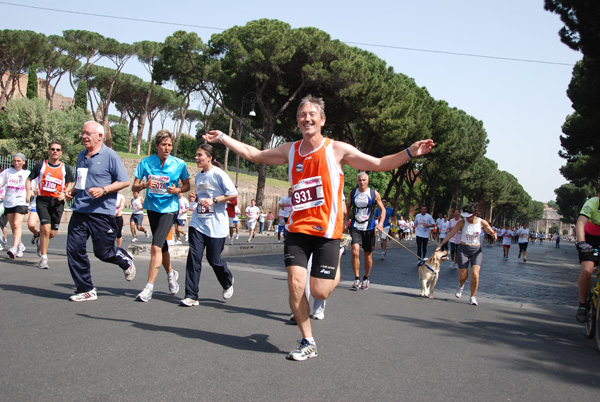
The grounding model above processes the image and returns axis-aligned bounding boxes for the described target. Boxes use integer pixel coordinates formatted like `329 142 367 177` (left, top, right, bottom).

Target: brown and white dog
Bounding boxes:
418 249 449 298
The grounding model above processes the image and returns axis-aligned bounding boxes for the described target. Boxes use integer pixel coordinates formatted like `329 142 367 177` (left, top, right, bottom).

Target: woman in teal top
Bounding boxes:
131 130 190 302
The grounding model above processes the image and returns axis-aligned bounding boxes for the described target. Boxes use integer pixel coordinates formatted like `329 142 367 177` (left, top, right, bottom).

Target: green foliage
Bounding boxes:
111 123 130 152
73 80 88 110
26 63 38 99
554 182 594 224
176 133 199 160
0 98 87 163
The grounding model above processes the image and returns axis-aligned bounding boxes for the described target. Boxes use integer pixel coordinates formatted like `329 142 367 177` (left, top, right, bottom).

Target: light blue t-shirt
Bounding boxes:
72 145 129 215
134 154 190 213
189 167 238 238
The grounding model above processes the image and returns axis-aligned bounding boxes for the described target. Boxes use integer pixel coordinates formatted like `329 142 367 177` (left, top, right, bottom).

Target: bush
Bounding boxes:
0 98 88 163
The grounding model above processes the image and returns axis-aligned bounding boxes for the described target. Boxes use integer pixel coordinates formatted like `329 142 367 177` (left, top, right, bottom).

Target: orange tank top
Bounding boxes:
37 160 67 198
286 138 344 239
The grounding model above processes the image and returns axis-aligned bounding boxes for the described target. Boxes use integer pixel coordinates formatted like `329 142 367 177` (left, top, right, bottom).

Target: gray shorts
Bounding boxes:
458 244 483 268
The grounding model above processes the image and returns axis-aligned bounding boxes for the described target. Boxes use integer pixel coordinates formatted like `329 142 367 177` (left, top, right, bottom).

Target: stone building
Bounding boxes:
1 72 72 110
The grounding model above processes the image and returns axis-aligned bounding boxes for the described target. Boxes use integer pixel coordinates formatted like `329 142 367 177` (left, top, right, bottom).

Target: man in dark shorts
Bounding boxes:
347 172 385 290
205 95 434 360
26 141 74 269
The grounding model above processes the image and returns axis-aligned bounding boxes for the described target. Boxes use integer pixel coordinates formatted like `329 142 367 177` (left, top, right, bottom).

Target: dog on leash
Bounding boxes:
418 249 449 298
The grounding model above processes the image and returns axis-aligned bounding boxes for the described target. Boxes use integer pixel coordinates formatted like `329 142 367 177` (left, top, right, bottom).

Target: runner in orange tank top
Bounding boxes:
205 95 435 361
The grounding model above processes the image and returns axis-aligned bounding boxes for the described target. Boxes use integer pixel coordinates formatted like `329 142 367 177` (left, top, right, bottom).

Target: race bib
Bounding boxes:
75 168 88 190
197 203 214 219
42 175 62 193
353 220 368 231
292 176 324 211
149 175 169 194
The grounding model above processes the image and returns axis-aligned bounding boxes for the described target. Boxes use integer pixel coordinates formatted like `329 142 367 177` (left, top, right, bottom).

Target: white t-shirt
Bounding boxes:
279 195 292 218
500 229 515 246
448 218 462 244
178 197 190 220
438 220 449 239
0 168 30 208
516 227 530 243
115 193 124 216
245 205 260 222
189 166 238 238
414 213 434 238
132 196 144 215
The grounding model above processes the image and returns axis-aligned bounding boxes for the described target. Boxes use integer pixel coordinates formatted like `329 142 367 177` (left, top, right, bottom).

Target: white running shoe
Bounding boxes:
39 255 49 269
180 297 199 307
131 237 137 243
313 304 325 320
168 270 180 295
123 263 136 281
16 243 25 258
223 277 234 300
184 233 188 242
470 296 478 306
136 286 153 302
235 234 239 240
145 231 150 239
70 288 98 302
352 279 361 290
7 246 17 259
455 285 464 298
36 237 41 257
229 237 234 245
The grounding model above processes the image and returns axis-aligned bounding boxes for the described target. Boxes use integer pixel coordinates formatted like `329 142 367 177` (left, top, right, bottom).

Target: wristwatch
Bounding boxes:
213 197 218 204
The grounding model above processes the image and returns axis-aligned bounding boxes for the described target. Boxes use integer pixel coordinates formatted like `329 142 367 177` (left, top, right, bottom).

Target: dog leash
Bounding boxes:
379 230 424 261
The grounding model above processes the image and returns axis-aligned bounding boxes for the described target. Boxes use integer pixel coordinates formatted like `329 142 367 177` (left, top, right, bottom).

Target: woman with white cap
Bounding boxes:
0 153 31 258
437 203 497 306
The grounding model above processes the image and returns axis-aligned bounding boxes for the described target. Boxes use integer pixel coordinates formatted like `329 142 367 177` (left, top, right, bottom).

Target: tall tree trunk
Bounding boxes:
146 119 154 156
136 81 154 155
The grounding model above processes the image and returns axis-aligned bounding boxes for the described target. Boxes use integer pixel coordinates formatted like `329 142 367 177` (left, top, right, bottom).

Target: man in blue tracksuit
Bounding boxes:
65 121 135 302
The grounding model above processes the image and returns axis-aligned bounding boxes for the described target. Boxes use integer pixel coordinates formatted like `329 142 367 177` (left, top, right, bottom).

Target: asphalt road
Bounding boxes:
1 231 598 401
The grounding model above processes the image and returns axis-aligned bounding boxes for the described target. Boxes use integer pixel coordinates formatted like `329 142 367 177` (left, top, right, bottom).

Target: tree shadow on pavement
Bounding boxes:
77 313 285 355
380 310 600 389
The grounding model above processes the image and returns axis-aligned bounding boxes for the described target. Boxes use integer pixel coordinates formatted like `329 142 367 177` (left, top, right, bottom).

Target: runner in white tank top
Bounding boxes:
437 204 497 306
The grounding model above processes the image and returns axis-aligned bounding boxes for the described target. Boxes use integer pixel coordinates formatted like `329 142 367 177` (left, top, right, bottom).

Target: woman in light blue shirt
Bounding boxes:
131 130 190 302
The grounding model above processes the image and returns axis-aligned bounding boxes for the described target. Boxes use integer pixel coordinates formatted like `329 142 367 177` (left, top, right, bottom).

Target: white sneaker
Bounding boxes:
70 288 97 302
184 233 188 242
131 237 137 243
223 277 234 300
235 234 239 240
35 237 41 256
180 297 199 307
229 238 233 245
175 240 182 245
168 270 180 295
313 304 325 320
124 263 136 281
145 231 150 239
7 246 17 258
470 296 478 306
352 279 361 290
16 243 25 258
38 256 49 269
136 286 153 302
455 285 464 298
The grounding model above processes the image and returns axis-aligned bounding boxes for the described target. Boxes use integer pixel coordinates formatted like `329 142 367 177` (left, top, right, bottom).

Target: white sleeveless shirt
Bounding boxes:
461 218 482 245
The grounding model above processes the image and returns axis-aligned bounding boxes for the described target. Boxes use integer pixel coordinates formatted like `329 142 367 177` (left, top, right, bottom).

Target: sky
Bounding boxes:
0 0 581 203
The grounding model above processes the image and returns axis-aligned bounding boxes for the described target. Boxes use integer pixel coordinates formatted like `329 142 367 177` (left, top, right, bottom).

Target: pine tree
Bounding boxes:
73 80 88 111
26 63 38 99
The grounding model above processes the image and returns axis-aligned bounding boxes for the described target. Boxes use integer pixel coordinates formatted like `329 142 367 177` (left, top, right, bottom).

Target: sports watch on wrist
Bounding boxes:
213 197 218 204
